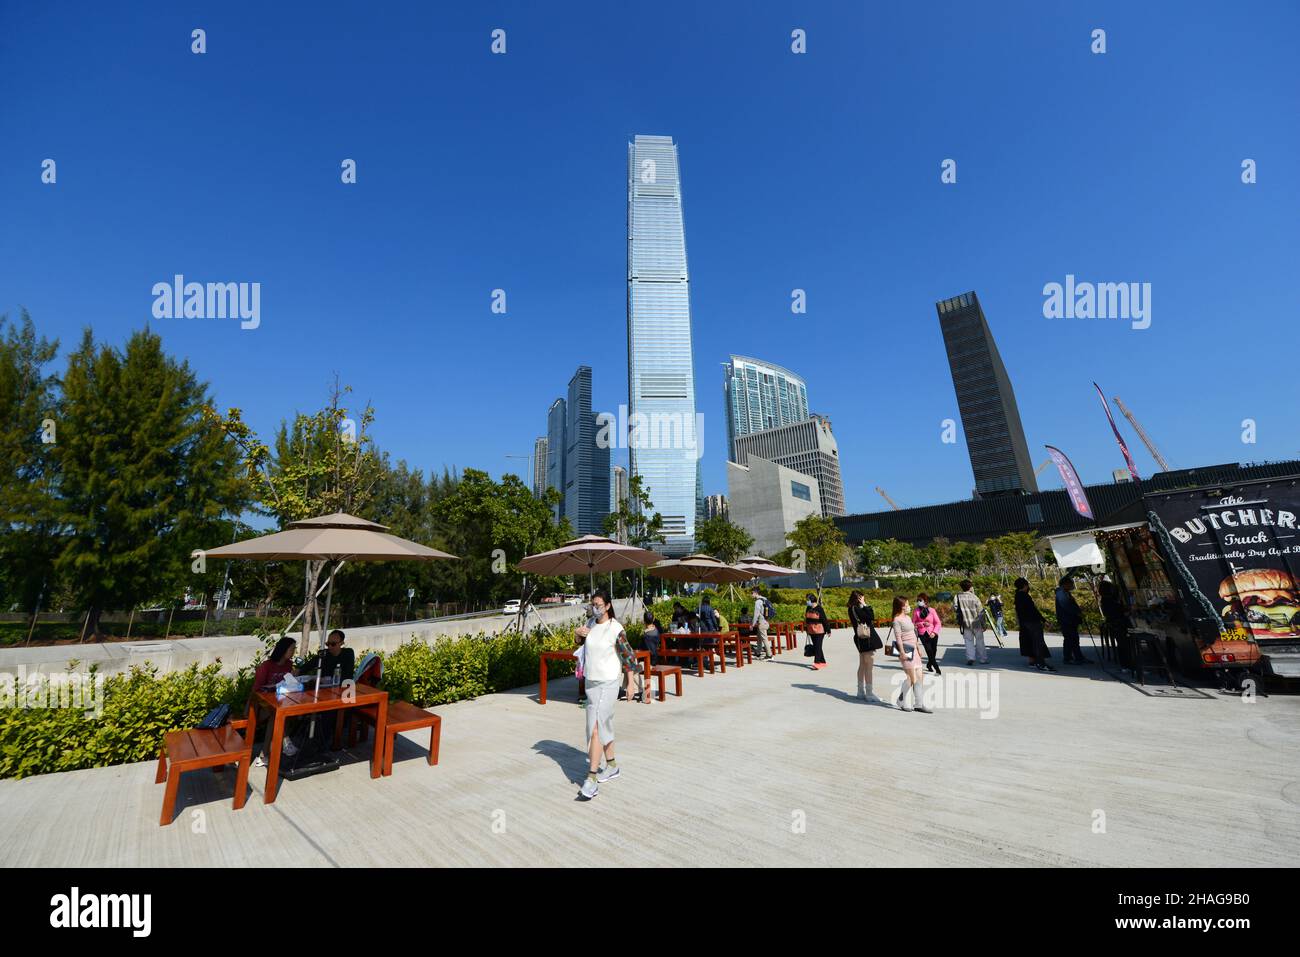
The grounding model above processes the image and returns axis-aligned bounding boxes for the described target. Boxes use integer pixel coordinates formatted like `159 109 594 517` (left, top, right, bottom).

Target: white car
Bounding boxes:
503 600 521 614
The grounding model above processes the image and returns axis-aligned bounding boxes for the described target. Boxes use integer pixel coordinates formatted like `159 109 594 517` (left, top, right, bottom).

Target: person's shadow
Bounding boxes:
532 739 590 786
792 683 894 707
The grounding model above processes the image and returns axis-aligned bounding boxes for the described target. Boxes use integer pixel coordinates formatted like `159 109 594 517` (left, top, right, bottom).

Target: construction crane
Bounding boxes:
875 486 901 511
1113 396 1172 472
1034 458 1053 477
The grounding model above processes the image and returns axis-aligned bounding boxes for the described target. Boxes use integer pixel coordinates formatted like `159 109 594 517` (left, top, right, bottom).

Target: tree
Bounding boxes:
786 514 852 598
877 538 920 575
949 541 982 577
53 328 249 637
0 311 61 617
694 514 753 565
433 468 572 608
603 473 665 596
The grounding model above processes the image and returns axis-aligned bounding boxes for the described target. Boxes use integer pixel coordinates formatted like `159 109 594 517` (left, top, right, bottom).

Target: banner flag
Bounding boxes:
1093 382 1141 482
1045 445 1093 519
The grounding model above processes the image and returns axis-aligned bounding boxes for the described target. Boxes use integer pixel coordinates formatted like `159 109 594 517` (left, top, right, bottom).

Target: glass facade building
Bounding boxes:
564 366 611 536
936 291 1038 498
724 356 809 462
627 134 701 556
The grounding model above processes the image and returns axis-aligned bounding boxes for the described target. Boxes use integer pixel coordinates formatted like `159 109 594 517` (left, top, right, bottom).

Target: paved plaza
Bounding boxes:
2 627 1297 867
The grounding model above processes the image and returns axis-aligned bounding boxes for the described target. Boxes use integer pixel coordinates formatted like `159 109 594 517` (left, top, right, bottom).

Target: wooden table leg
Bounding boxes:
264 712 285 804
370 697 387 779
333 711 345 751
539 657 548 704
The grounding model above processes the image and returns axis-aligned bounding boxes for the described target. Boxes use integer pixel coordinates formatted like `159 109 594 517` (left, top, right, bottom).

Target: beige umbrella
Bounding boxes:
204 512 458 664
648 554 755 587
518 534 663 593
736 555 801 578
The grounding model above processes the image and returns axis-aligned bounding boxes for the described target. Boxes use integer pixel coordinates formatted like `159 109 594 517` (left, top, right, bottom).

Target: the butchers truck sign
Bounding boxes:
1150 485 1300 641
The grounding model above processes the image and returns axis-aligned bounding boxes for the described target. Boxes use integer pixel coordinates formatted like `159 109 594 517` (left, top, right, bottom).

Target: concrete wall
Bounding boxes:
728 456 822 556
0 598 643 679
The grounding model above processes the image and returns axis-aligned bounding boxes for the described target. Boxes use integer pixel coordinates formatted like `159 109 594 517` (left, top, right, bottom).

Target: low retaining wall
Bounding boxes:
0 598 643 679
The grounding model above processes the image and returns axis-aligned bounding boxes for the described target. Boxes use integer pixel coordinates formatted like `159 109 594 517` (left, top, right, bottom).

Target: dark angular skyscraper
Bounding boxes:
936 291 1038 498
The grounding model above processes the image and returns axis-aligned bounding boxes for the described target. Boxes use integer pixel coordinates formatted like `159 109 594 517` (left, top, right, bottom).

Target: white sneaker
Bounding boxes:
282 738 299 757
864 692 882 704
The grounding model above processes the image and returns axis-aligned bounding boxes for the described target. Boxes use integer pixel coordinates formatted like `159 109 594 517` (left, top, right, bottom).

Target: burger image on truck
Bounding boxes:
1048 470 1300 689
1219 569 1300 637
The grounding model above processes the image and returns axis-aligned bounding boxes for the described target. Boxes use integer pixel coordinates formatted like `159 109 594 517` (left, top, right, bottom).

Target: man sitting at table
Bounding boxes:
298 629 355 685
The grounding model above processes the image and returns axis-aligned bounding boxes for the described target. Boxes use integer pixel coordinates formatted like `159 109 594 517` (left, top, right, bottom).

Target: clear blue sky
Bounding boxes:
3 1 1297 515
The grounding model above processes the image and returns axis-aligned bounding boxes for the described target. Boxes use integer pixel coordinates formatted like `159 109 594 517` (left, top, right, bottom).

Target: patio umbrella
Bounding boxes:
517 534 664 594
735 555 801 578
648 554 755 587
204 512 458 665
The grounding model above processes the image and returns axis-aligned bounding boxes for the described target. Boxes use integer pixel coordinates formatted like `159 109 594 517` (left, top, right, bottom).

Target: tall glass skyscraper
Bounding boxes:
564 366 611 536
627 134 700 556
724 356 810 462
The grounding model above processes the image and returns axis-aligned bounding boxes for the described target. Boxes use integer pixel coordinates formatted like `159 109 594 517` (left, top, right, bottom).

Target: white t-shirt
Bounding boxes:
583 617 624 683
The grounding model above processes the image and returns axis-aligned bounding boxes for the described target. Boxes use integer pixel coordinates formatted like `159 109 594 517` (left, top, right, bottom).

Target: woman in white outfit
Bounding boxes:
574 589 640 800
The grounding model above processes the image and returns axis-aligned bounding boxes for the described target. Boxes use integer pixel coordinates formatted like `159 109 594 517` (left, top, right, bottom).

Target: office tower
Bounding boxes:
728 458 821 557
546 399 566 522
936 291 1038 497
611 465 629 542
564 366 611 536
732 415 846 517
627 134 701 556
724 357 809 462
532 436 548 498
704 494 729 521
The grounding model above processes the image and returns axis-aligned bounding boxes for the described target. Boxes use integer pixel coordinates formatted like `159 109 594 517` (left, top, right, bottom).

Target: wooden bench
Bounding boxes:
350 700 441 776
155 719 251 826
649 664 684 701
660 645 717 677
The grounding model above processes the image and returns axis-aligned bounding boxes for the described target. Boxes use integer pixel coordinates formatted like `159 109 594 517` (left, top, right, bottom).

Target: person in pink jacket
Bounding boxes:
912 593 943 675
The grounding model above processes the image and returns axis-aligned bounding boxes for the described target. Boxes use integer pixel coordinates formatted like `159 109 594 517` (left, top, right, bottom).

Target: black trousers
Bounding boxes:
1062 625 1083 661
920 633 940 670
810 632 826 664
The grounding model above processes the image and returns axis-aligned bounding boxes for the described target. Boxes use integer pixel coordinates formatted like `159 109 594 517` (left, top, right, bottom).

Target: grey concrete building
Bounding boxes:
727 456 822 557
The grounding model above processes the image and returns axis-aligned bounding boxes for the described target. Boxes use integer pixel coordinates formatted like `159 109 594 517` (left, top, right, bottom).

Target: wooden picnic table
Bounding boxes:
248 682 388 804
660 631 727 675
538 648 651 704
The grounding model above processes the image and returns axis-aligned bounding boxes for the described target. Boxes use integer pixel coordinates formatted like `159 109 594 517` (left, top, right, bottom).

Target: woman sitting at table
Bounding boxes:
251 636 300 767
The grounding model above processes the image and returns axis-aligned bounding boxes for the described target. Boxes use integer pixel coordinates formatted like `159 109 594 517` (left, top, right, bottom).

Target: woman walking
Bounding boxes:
803 593 832 670
892 597 931 713
574 589 641 800
848 590 883 702
912 593 943 674
1014 577 1056 672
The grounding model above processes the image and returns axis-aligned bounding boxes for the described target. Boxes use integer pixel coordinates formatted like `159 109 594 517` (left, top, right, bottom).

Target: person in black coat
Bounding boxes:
1014 578 1056 672
1099 579 1133 671
803 593 832 670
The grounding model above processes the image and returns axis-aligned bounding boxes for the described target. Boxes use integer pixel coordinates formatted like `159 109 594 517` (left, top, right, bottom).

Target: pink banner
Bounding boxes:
1045 445 1093 519
1093 382 1141 482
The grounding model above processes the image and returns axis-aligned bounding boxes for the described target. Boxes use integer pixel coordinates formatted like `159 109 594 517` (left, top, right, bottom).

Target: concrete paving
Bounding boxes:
1 626 1297 867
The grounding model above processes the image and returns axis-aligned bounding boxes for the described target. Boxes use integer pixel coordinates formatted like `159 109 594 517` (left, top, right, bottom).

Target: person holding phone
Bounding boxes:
892 596 931 713
848 590 883 702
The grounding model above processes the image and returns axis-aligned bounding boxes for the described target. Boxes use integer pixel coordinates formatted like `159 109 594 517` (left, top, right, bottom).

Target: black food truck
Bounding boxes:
1053 472 1300 687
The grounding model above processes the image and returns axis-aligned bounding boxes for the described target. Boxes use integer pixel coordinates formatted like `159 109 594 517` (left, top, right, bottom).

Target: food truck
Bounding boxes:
1048 473 1300 687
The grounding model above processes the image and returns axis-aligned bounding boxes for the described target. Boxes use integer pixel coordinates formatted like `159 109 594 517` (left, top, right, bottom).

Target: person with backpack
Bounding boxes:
803 593 831 670
848 590 883 702
954 580 988 666
912 593 943 675
750 586 774 660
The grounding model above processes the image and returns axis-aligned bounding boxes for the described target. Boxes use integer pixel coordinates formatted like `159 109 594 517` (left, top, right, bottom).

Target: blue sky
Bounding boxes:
3 1 1297 516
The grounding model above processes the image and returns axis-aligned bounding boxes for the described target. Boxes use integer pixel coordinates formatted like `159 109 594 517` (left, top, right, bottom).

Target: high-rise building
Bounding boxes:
562 366 611 536
545 399 566 522
732 415 846 517
724 356 809 462
611 465 629 542
532 436 548 498
936 291 1038 497
704 494 728 521
627 134 701 556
